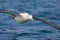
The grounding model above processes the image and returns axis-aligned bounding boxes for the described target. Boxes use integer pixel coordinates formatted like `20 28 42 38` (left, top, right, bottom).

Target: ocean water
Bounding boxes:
0 0 60 40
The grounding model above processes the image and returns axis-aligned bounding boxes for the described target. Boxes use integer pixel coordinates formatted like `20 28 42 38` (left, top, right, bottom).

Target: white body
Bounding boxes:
15 13 33 23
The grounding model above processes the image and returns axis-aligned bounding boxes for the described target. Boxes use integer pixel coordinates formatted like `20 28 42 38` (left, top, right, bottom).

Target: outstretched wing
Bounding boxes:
33 16 60 30
0 10 20 17
0 10 60 30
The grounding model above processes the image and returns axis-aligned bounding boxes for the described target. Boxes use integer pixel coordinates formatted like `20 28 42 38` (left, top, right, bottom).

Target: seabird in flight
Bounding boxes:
0 10 60 30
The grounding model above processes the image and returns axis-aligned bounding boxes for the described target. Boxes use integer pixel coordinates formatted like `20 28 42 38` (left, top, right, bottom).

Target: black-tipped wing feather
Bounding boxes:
33 16 60 30
0 10 20 17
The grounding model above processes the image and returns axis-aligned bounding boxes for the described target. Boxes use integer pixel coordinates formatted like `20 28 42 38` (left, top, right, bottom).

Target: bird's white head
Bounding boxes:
15 13 33 23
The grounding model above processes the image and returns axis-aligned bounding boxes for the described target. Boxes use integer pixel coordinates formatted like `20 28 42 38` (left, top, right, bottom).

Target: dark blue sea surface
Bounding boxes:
0 0 60 40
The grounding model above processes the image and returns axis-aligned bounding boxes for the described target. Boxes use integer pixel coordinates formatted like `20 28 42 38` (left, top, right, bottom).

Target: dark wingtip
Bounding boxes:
0 10 7 12
0 9 20 17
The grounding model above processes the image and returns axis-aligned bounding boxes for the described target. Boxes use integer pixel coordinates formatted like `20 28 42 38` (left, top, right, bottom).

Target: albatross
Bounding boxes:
0 10 60 30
